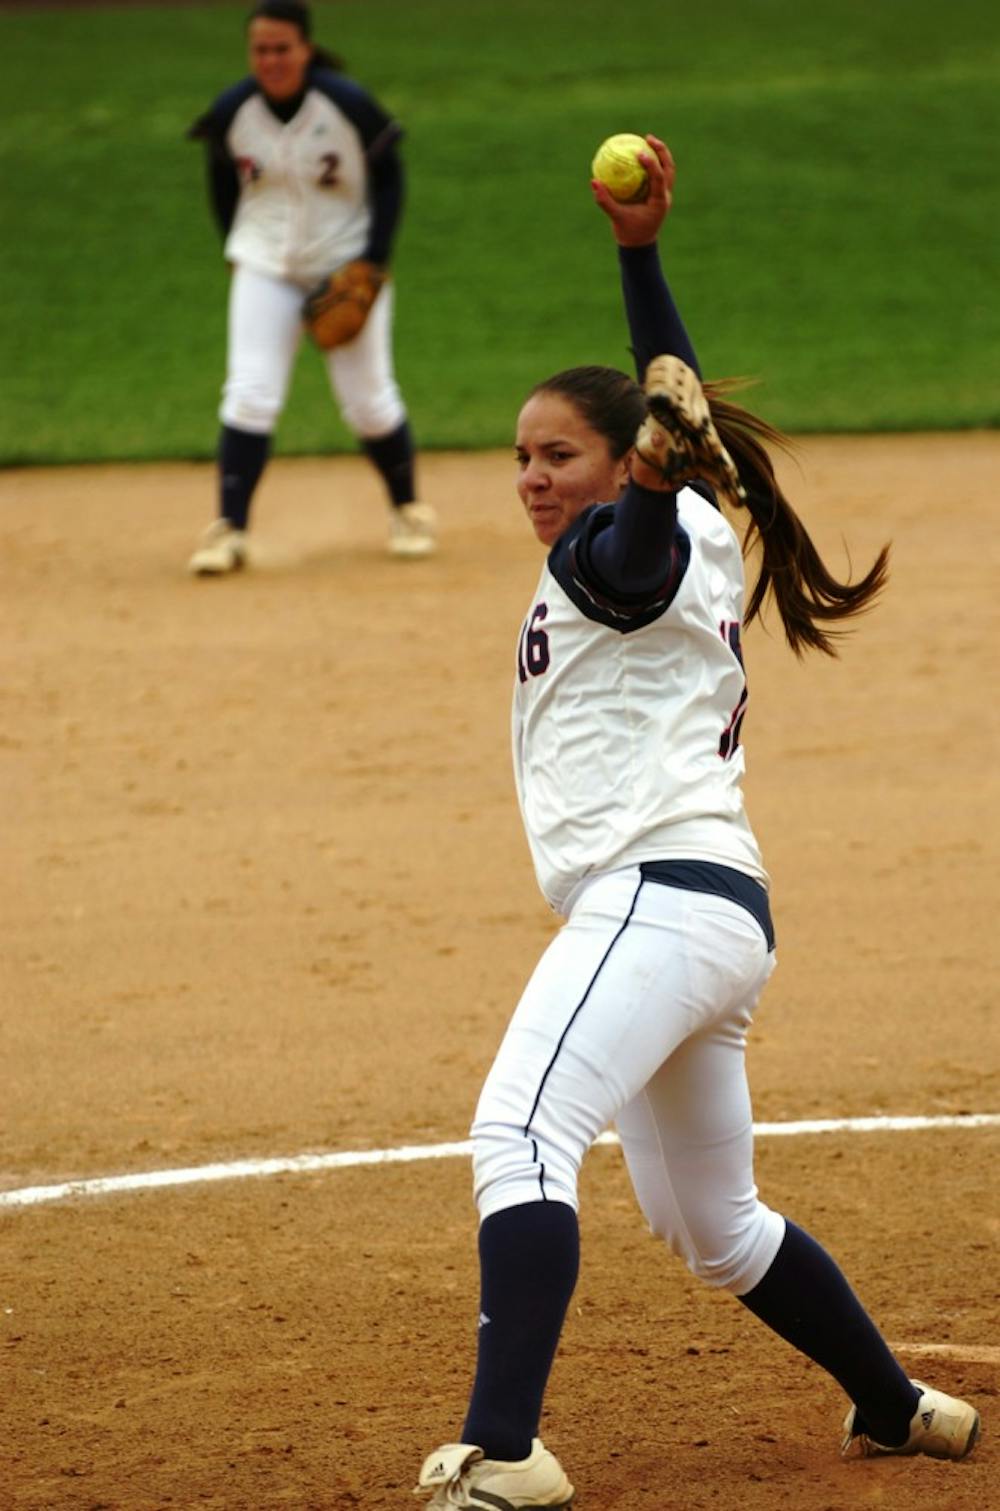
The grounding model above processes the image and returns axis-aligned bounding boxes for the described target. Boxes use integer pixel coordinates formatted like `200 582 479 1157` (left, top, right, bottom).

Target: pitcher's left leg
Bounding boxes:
326 287 435 556
616 904 976 1458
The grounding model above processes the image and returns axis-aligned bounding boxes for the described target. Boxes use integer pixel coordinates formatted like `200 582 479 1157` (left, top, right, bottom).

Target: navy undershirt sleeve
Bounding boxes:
364 146 404 265
552 240 709 609
585 480 679 599
569 246 698 601
549 498 691 632
188 79 257 240
204 144 239 237
619 243 700 381
309 68 400 153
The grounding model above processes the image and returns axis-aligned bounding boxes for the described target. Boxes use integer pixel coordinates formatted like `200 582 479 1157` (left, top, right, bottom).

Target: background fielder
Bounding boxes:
187 0 435 574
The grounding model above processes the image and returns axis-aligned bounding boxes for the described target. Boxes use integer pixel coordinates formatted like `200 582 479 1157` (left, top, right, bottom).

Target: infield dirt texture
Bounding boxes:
2 435 999 1508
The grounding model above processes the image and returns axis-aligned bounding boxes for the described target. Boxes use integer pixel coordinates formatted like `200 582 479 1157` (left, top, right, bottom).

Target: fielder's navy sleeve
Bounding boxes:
619 243 700 381
187 79 256 238
202 144 239 237
364 144 404 265
309 69 402 156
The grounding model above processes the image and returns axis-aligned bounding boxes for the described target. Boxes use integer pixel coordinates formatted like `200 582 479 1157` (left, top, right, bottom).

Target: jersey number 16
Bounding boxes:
517 604 550 684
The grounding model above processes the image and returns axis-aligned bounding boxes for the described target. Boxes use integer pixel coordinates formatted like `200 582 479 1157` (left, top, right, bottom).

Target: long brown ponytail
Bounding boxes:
705 382 890 657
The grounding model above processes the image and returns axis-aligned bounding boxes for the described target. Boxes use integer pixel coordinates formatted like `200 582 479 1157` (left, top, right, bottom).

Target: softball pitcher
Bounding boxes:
187 0 434 574
413 137 979 1508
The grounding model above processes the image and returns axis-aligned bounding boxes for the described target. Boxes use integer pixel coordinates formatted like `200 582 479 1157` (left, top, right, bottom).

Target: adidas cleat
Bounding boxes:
414 1438 574 1508
842 1380 980 1461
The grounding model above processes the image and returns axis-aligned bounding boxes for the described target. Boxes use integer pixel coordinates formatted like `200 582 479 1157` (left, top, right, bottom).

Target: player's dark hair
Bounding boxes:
703 381 890 657
530 366 646 461
531 364 888 659
246 0 345 71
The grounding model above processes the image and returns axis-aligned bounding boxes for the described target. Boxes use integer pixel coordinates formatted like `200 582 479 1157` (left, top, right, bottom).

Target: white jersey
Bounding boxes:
512 487 767 914
193 71 400 285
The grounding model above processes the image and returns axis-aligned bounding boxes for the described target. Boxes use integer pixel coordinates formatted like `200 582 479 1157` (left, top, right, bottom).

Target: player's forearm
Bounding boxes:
207 150 240 238
619 243 701 382
585 481 679 599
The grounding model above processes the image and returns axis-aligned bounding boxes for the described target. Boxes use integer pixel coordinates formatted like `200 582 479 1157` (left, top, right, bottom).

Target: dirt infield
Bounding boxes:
2 437 998 1509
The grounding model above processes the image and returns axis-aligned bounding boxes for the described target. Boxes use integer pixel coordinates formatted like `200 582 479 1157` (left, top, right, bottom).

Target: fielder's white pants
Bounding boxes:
472 866 785 1296
220 263 406 439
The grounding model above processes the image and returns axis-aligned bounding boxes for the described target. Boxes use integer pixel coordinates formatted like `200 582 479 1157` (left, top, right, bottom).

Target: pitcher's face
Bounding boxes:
515 393 629 547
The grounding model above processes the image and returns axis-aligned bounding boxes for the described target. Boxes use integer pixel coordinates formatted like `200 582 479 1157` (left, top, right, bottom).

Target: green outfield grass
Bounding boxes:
1 0 998 463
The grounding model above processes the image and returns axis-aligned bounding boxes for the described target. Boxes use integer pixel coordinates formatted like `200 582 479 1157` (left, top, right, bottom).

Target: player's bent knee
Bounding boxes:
342 392 406 437
220 387 282 434
472 1121 582 1222
655 1202 785 1294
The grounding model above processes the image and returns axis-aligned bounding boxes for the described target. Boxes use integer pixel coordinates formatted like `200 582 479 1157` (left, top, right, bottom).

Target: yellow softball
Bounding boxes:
591 133 650 203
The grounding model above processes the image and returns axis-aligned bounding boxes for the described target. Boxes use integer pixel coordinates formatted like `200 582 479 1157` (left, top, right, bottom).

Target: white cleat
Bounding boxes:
842 1380 981 1460
388 501 437 558
188 518 248 576
414 1438 574 1508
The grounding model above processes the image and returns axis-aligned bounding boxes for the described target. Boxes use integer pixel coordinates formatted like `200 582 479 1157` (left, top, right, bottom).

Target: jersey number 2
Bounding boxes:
517 604 550 684
318 153 341 186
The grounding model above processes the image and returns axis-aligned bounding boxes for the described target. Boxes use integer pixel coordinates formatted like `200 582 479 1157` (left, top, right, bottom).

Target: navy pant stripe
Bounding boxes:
522 877 644 1139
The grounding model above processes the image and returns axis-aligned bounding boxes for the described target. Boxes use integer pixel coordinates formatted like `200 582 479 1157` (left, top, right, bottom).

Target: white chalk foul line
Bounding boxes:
1 1112 998 1212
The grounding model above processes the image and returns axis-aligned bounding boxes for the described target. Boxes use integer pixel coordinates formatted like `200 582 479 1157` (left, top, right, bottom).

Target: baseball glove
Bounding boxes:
302 259 387 350
634 355 746 506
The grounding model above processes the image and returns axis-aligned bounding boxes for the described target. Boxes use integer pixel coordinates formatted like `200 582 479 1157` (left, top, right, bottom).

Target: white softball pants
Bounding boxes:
220 263 406 439
472 866 785 1296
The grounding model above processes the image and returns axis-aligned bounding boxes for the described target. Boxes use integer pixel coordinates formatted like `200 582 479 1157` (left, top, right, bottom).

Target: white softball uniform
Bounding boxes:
473 487 784 1296
513 487 766 916
215 73 400 282
194 70 406 441
222 263 403 437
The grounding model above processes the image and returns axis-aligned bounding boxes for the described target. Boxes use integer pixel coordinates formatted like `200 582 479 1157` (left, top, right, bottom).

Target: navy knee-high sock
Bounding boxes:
739 1219 920 1446
218 425 270 531
361 420 416 507
461 1202 579 1462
